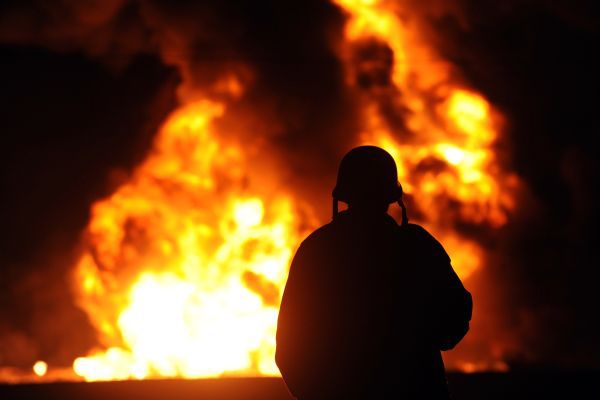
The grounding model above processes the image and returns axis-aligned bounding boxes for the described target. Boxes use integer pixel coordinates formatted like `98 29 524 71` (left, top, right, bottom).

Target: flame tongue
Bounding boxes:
73 101 311 381
334 0 518 279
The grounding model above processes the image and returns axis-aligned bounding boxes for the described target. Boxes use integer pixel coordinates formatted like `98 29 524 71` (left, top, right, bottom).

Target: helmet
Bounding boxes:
333 145 400 204
332 145 408 225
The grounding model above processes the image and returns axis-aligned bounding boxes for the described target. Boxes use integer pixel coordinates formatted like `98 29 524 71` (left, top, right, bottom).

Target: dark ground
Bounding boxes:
1 371 598 400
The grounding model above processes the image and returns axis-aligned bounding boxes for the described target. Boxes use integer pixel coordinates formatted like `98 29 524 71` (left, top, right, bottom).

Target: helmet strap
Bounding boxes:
333 196 407 224
397 198 409 226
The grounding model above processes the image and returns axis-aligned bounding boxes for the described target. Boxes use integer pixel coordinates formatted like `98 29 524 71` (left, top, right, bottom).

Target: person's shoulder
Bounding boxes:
300 220 338 247
400 223 450 261
291 221 339 264
401 223 436 240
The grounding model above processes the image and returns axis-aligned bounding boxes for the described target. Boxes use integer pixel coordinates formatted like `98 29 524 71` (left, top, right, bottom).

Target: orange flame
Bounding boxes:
72 101 314 380
69 0 521 381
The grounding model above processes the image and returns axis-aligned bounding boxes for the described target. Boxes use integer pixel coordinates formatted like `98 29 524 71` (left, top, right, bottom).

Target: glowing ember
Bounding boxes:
33 361 47 377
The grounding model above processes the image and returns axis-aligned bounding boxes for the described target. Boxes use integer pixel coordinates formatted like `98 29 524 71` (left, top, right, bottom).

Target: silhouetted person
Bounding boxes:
276 146 472 399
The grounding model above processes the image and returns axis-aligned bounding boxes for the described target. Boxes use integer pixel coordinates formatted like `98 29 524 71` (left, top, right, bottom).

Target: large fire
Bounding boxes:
1 0 522 382
70 101 315 380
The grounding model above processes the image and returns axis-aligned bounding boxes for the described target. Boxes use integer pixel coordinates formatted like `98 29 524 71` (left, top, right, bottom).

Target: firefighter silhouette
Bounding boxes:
276 146 472 399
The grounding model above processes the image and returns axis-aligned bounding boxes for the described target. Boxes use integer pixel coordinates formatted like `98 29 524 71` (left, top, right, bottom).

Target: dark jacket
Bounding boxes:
276 209 472 399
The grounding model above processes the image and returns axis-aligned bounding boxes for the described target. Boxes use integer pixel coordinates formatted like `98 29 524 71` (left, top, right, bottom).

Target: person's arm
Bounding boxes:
404 224 473 351
434 257 472 351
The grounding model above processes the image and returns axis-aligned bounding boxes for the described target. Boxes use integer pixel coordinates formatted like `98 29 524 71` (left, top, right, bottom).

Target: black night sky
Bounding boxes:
0 0 598 371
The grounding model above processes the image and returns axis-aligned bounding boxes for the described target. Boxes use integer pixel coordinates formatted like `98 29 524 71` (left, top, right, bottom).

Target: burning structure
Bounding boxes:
1 0 598 383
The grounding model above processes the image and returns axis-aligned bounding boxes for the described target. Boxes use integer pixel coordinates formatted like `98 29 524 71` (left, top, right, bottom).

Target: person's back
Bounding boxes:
276 146 472 399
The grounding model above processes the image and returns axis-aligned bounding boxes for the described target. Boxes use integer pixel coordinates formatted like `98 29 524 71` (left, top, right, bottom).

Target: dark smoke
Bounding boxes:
0 46 179 367
0 0 598 371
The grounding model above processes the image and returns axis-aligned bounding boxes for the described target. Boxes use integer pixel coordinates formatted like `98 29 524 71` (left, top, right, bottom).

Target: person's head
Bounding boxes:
332 145 408 224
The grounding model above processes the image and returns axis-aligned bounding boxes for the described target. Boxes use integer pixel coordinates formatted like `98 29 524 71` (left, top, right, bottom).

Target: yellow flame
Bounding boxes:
334 0 519 280
233 199 264 229
446 90 493 141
